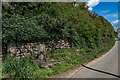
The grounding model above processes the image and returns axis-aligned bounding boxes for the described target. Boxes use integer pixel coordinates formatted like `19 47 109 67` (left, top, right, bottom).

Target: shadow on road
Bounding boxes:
82 64 120 78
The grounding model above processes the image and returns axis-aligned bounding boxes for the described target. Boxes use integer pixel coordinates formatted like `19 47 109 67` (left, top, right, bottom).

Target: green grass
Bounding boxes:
2 41 115 78
0 66 2 79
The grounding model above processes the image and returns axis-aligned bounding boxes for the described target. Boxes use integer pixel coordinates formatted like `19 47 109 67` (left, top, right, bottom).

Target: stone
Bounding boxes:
55 45 59 49
30 43 34 46
26 44 31 49
36 46 39 49
24 53 28 56
61 40 64 42
52 40 54 43
20 49 24 53
16 50 20 54
33 45 36 48
58 40 61 43
66 42 69 45
38 54 44 60
34 51 38 55
16 53 19 56
6 39 70 57
60 46 63 48
34 48 38 51
62 43 64 45
34 43 37 45
24 49 28 52
39 44 45 52
16 56 20 59
7 41 16 54
30 49 33 53
10 54 13 57
21 45 24 48
38 42 41 44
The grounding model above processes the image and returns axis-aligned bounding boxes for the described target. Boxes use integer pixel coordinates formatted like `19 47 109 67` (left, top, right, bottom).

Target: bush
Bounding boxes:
2 2 115 49
2 14 49 43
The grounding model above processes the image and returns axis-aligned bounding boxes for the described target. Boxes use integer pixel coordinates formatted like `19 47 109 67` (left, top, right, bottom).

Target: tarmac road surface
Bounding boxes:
72 41 119 78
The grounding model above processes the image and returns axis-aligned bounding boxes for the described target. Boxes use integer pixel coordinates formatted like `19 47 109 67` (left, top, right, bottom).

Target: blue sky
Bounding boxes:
91 2 118 26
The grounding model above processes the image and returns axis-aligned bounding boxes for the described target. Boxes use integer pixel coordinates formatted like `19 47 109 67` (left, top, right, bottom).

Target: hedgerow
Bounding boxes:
2 2 115 49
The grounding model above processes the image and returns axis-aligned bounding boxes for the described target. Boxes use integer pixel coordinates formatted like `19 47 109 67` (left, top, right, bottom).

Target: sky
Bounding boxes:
86 0 119 31
91 2 118 26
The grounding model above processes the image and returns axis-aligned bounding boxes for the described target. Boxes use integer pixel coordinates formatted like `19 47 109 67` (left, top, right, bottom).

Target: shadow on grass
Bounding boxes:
82 64 120 78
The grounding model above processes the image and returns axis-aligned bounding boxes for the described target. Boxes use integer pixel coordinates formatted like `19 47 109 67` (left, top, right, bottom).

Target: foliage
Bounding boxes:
114 31 118 38
2 55 38 78
2 39 115 78
2 2 116 78
2 2 115 49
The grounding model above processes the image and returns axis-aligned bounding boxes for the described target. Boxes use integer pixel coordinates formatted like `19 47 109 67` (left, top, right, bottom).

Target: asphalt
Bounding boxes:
72 41 119 78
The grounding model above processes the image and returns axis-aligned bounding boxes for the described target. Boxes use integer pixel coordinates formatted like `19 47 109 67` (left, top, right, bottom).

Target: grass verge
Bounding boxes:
2 41 115 78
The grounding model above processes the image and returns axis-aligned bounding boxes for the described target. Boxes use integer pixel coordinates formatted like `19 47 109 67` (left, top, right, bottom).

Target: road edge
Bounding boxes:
50 41 117 78
71 41 117 78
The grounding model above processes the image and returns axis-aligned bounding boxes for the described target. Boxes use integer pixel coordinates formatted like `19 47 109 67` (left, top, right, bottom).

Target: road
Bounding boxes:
72 41 119 78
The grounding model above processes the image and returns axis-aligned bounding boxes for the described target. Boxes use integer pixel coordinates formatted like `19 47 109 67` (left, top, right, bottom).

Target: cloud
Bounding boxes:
104 13 118 18
101 10 110 13
114 27 117 29
113 14 118 18
112 20 120 24
88 7 93 11
87 0 100 11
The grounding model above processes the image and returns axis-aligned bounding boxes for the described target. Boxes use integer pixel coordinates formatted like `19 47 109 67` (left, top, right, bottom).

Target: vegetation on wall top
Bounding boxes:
2 2 115 49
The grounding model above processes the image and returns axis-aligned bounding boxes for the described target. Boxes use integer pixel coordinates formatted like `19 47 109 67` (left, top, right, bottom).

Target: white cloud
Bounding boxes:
114 27 117 29
87 0 100 11
113 14 118 18
112 20 120 24
88 7 93 11
101 10 110 13
104 13 118 18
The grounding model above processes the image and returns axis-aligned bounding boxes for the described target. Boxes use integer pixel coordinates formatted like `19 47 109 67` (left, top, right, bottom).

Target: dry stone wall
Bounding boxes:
6 39 70 57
